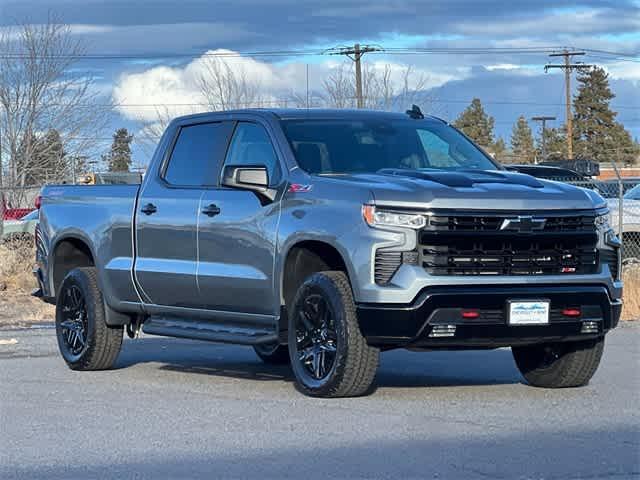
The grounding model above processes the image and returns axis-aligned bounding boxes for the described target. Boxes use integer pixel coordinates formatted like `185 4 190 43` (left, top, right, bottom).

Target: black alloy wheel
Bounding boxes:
58 284 89 361
295 293 338 381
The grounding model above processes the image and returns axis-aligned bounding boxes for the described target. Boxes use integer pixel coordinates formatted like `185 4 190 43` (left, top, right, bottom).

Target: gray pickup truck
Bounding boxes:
35 108 622 397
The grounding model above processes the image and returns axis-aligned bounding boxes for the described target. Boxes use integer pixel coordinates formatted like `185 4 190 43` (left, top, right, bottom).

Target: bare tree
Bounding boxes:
0 15 112 203
322 63 355 109
197 56 264 111
393 65 431 110
132 102 210 162
368 64 432 111
133 106 176 160
321 61 435 112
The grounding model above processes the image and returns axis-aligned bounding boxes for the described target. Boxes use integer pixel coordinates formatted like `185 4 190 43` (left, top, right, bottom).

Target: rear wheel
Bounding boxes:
253 342 290 364
288 271 379 397
55 267 123 370
512 337 604 388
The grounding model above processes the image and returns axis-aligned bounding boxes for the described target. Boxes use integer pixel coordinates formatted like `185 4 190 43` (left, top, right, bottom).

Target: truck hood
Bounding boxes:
333 169 604 211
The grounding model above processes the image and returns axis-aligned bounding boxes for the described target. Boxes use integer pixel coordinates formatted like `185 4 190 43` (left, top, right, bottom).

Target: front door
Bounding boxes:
197 121 283 315
134 120 234 308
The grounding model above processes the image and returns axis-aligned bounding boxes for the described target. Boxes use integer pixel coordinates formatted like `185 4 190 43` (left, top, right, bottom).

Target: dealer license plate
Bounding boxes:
508 300 550 325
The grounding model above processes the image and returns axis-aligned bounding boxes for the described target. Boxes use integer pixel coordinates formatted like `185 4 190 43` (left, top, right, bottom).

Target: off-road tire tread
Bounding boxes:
291 271 379 397
57 267 123 370
512 337 604 388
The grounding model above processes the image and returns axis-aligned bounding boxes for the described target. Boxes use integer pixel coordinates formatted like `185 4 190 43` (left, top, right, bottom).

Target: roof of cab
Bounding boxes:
172 108 447 124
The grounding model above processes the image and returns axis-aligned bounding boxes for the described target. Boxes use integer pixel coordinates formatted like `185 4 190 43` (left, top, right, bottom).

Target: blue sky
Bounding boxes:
1 0 639 165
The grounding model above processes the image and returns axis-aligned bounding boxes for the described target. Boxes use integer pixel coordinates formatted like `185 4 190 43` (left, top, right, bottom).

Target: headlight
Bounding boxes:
362 205 426 229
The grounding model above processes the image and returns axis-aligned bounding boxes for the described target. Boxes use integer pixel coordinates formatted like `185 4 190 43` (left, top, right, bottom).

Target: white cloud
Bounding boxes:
112 49 460 123
605 62 640 85
67 24 115 35
486 64 521 71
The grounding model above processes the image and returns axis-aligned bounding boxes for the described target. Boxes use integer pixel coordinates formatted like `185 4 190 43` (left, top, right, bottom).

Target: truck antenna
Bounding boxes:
406 104 424 119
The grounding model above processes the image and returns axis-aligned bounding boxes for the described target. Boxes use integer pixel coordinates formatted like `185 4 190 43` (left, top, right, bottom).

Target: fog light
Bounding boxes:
461 310 479 319
581 321 599 334
562 308 581 317
429 325 457 338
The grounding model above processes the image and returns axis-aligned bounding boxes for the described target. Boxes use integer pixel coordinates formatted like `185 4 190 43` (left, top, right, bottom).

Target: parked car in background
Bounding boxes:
1 193 34 221
608 183 640 259
504 164 615 198
602 178 640 197
504 164 589 182
1 210 38 242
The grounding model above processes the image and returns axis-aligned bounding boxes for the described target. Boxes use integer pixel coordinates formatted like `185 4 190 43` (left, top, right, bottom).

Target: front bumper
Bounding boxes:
357 285 622 349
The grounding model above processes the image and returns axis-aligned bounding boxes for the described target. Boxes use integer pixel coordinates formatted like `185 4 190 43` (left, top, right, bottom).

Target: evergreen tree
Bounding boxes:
573 67 638 164
453 98 495 148
22 129 66 184
537 127 567 161
492 137 507 162
106 128 133 172
510 116 535 164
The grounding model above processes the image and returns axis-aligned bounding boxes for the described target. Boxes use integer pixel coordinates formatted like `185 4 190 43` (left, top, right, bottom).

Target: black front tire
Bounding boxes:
55 267 123 370
512 337 605 388
253 342 290 364
288 271 379 398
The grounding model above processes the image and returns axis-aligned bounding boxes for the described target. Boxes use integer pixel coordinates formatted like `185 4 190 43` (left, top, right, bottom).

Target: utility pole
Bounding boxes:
544 50 592 160
326 44 383 108
531 116 556 163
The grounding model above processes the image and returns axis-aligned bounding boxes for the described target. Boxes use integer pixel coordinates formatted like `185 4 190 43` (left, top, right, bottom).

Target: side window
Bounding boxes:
164 122 233 186
223 123 281 185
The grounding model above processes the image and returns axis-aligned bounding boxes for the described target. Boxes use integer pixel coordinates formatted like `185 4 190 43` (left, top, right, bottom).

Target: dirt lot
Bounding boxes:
1 240 638 327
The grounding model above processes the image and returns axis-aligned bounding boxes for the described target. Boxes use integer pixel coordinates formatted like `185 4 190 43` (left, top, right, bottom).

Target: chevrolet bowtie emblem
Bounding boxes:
500 216 547 233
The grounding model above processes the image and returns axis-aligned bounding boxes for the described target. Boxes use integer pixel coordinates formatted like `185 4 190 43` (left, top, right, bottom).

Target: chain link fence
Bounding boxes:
561 178 640 261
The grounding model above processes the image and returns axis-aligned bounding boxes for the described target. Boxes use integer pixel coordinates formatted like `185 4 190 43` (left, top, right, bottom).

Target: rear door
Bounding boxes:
134 120 234 308
196 121 284 315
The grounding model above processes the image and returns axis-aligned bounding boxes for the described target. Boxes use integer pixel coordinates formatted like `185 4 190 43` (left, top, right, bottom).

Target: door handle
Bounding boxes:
201 203 221 217
141 203 157 215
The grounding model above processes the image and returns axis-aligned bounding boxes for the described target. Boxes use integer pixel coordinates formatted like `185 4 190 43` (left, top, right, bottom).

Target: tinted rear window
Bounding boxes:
164 122 233 186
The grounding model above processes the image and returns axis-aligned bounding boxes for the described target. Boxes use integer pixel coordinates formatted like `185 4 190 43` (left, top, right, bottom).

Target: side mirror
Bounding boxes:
221 165 276 202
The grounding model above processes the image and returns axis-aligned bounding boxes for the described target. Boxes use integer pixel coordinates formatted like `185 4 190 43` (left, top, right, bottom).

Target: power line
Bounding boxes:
0 49 326 60
0 45 636 62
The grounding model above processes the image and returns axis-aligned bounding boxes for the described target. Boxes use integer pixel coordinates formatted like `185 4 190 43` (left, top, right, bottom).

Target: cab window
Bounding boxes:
222 123 281 185
164 122 233 186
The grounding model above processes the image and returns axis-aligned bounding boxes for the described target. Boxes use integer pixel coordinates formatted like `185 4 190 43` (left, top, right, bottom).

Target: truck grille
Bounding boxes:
419 212 599 276
427 213 596 233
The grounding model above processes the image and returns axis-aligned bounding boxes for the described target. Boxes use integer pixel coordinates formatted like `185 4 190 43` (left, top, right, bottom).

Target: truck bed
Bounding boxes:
37 184 142 310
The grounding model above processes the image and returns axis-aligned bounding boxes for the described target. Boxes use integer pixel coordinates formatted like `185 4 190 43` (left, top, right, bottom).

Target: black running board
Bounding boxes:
142 316 278 345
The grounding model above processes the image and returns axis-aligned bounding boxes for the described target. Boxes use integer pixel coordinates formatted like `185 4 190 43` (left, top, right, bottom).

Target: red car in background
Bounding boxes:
1 192 35 220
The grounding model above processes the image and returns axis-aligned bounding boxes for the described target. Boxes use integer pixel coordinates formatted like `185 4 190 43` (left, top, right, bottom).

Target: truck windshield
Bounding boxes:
281 118 498 174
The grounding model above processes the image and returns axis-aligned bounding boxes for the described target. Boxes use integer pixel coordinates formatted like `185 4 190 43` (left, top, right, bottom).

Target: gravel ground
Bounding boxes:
1 323 639 479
